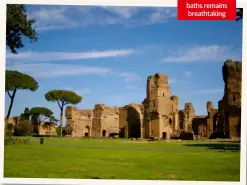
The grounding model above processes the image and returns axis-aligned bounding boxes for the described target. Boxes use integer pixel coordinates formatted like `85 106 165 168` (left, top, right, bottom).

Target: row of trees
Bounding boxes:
5 5 83 137
6 107 52 136
6 107 58 136
5 70 82 137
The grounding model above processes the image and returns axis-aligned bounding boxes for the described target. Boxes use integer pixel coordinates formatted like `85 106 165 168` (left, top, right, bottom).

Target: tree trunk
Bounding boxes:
6 89 17 120
5 89 17 136
60 107 63 138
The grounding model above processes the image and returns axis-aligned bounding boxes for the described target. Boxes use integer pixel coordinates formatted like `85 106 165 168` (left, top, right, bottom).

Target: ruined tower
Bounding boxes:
143 73 179 139
183 102 195 132
218 60 242 138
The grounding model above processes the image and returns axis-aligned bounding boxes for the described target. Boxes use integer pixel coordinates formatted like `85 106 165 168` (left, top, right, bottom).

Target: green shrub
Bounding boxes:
56 126 66 136
7 123 14 132
31 132 39 137
180 131 194 140
4 137 30 145
14 120 33 136
6 132 14 137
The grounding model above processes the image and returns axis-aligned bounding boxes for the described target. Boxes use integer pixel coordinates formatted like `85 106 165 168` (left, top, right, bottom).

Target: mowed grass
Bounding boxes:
4 137 240 181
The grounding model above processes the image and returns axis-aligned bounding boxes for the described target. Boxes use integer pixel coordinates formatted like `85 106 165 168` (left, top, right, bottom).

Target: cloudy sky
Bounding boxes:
5 5 243 125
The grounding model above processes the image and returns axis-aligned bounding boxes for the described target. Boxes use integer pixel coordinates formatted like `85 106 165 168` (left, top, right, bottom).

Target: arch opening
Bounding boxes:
169 118 172 125
213 113 220 133
127 106 141 138
102 129 106 137
84 125 90 137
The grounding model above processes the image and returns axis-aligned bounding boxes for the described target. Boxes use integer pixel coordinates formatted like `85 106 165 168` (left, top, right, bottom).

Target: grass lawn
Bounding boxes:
4 137 240 181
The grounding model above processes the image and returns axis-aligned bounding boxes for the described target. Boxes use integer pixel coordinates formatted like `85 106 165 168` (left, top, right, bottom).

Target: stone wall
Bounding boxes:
65 106 93 137
92 104 119 137
65 104 120 137
119 107 128 138
192 116 207 138
38 122 57 136
192 102 219 139
206 101 219 136
5 117 19 132
180 102 195 133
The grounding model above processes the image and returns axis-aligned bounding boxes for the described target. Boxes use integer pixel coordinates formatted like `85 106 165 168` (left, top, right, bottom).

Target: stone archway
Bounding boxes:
84 125 90 137
102 129 106 137
213 113 220 133
127 106 141 138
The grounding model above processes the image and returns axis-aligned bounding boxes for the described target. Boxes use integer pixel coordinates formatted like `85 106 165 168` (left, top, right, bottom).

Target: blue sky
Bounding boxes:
5 5 243 125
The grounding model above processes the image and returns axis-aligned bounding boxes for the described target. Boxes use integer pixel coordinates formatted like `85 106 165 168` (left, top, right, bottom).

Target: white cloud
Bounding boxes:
30 7 67 22
122 93 145 97
28 7 78 31
7 63 114 78
27 6 176 31
120 72 141 82
162 45 241 63
149 7 176 23
6 63 141 83
125 85 138 90
101 6 137 19
6 49 136 62
102 93 145 107
183 71 192 77
75 88 93 96
189 89 224 95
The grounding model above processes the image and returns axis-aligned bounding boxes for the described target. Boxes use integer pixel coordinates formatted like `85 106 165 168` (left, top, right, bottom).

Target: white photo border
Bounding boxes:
0 0 246 185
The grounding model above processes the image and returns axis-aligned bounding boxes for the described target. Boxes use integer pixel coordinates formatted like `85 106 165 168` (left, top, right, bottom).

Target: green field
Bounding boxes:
4 137 240 181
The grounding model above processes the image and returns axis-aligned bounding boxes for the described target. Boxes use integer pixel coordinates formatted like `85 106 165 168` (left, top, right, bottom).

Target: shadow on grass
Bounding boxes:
86 176 116 179
89 176 101 179
183 143 240 152
218 140 240 143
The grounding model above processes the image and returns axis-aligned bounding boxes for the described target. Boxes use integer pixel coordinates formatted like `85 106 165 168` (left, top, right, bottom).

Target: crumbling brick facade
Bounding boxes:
65 60 242 140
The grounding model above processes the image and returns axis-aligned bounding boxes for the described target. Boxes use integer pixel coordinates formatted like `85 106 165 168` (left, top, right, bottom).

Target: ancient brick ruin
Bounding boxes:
193 60 242 139
65 60 242 140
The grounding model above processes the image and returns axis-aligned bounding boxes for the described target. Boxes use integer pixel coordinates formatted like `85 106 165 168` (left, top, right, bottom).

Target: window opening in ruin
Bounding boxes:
163 92 164 97
162 132 167 139
84 132 88 137
102 130 106 137
88 115 90 119
169 118 172 125
233 95 236 102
